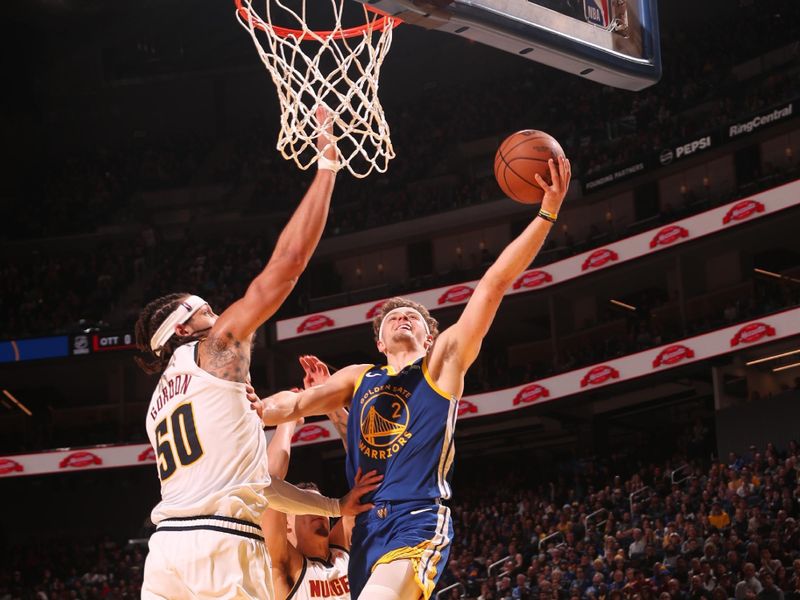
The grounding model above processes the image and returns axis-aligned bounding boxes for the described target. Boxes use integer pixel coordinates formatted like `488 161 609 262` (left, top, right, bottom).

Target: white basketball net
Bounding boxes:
235 0 397 178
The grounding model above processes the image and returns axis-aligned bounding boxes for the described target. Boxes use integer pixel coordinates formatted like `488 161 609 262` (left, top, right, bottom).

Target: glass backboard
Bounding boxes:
358 0 661 90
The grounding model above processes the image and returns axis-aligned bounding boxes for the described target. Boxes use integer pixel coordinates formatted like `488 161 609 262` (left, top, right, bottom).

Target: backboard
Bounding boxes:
356 0 661 91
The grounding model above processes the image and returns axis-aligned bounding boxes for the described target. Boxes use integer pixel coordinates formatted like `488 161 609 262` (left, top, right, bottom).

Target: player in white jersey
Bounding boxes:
263 420 352 600
262 357 353 600
135 109 381 600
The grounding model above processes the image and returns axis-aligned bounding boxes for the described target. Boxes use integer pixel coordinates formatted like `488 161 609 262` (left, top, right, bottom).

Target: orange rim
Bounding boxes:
235 0 401 41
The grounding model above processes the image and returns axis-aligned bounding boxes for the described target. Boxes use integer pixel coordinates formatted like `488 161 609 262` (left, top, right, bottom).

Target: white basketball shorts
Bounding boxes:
141 516 273 600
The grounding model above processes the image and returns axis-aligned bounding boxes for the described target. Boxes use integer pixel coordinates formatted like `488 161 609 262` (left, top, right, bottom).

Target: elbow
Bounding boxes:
274 252 307 278
483 264 515 293
260 254 306 288
483 273 512 297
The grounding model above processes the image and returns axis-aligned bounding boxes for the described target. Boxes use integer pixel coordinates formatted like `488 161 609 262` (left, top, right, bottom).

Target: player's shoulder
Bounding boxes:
338 363 375 380
343 362 374 373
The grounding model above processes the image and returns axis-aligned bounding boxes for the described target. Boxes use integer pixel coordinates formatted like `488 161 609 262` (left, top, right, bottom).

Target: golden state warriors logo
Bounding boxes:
358 384 413 460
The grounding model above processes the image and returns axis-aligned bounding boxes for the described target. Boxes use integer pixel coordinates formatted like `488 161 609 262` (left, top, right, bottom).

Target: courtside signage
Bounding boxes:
584 98 798 192
728 102 793 139
0 336 69 363
0 443 162 478
276 181 800 341
0 421 342 478
4 307 799 477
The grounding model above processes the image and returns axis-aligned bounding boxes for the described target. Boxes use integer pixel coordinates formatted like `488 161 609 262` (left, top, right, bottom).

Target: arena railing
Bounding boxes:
435 582 465 600
487 555 513 578
584 508 609 531
629 486 655 514
538 531 567 553
671 464 694 486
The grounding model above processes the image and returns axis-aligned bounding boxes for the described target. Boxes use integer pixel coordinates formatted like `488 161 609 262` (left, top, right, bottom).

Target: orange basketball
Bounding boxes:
494 130 565 204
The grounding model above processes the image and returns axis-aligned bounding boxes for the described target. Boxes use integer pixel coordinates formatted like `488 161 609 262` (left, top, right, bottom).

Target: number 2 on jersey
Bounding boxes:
155 403 204 480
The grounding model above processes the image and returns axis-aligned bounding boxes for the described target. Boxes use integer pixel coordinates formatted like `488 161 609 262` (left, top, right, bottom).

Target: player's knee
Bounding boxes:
359 561 420 600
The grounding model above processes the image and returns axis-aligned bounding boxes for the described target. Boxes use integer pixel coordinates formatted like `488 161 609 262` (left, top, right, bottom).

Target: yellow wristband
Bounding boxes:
538 208 558 223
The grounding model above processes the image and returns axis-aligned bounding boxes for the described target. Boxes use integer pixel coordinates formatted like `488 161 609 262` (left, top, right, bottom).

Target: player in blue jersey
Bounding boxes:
253 156 571 599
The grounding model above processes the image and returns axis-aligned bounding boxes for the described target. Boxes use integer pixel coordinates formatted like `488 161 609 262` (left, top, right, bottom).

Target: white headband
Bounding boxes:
150 295 207 355
378 307 430 343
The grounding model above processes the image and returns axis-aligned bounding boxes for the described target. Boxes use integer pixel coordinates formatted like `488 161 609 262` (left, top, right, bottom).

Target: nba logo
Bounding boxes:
584 0 610 28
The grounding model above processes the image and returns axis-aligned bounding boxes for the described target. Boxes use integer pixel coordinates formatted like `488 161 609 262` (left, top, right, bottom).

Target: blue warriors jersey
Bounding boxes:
346 357 458 503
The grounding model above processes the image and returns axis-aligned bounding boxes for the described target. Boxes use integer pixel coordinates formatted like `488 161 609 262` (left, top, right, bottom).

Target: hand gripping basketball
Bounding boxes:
537 156 572 216
494 130 566 204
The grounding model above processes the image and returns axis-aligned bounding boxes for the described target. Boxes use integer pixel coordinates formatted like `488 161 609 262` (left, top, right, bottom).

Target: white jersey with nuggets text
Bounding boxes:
291 546 351 600
145 341 269 525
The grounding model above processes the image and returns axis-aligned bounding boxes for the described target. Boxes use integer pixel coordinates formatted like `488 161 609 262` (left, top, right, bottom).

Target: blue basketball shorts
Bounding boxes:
348 499 452 600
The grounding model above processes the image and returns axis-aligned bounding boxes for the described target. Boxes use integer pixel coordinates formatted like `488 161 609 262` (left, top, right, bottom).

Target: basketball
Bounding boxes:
494 130 566 204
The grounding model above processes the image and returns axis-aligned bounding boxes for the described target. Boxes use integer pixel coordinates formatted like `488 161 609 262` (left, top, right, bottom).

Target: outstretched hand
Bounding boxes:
300 355 331 389
536 155 571 215
339 468 383 516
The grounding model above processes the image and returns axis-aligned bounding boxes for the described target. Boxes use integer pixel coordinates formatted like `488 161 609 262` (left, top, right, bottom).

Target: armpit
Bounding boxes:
200 332 251 383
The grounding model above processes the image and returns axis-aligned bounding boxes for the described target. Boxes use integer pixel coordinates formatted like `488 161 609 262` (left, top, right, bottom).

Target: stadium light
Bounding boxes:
610 299 637 311
2 389 32 417
754 268 800 284
746 348 800 366
773 361 800 373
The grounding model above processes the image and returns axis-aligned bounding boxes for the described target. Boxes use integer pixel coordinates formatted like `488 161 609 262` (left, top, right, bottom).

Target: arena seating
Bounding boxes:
6 437 800 600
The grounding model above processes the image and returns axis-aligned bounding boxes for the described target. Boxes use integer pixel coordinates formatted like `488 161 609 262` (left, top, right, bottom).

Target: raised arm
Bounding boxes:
211 113 337 344
195 112 338 382
267 418 303 479
433 157 571 373
261 417 305 583
254 363 369 426
261 481 303 585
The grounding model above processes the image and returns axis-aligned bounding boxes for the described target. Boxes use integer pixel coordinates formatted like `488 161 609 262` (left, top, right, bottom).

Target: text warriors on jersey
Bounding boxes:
357 383 414 461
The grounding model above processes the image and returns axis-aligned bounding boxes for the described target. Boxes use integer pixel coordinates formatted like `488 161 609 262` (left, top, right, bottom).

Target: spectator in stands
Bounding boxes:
710 502 732 531
690 575 713 599
758 571 785 600
15 436 800 599
512 572 531 599
6 0 800 345
737 563 764 599
586 571 606 598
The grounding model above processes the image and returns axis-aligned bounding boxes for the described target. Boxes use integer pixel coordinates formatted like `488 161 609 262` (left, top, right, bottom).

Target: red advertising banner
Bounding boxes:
3 307 799 478
276 181 800 341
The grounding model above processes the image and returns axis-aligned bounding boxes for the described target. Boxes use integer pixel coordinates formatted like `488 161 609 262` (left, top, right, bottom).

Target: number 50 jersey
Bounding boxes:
145 341 269 525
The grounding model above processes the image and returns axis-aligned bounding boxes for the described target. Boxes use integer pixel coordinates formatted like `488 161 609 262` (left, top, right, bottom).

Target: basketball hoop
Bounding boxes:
235 0 401 178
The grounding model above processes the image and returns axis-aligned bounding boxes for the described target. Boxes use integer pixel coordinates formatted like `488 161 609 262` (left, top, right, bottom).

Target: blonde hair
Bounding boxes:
371 297 439 346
